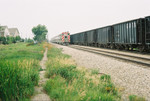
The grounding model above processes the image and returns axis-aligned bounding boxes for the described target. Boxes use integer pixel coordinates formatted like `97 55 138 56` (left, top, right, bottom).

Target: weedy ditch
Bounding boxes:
0 43 44 101
44 45 121 101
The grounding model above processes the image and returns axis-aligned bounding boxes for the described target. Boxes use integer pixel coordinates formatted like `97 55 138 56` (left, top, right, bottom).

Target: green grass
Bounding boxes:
0 43 43 61
44 46 121 101
129 95 145 101
47 47 70 59
0 42 44 101
100 74 111 82
91 68 99 75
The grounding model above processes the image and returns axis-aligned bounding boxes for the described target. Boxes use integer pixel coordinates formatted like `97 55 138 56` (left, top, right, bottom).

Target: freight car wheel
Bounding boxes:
125 45 129 50
110 45 115 49
117 45 124 50
130 46 134 51
95 44 98 47
138 46 145 52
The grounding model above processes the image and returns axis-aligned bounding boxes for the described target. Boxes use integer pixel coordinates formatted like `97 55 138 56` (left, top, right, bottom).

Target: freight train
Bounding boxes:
51 32 70 45
70 16 150 52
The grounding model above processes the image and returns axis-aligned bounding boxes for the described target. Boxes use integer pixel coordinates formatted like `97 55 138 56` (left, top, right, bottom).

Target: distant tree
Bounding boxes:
0 26 2 31
27 38 34 43
12 37 16 43
0 37 7 44
6 36 16 44
6 36 11 44
15 36 21 42
32 24 48 43
20 38 24 42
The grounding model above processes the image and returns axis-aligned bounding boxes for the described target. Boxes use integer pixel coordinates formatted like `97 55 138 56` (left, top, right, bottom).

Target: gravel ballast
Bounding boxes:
54 44 150 101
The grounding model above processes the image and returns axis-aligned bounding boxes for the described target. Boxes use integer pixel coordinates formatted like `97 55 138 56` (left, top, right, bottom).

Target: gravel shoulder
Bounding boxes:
54 44 150 101
72 45 150 59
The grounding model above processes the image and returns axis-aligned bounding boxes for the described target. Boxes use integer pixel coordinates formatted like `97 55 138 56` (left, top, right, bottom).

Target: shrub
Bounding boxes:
0 37 7 44
15 36 21 42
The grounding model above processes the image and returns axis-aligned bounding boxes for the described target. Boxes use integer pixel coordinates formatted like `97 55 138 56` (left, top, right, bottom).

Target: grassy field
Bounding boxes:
44 45 121 101
0 43 44 101
0 43 145 101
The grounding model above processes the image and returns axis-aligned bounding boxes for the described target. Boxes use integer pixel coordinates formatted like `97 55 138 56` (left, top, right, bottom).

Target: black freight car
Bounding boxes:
112 18 145 51
96 26 113 48
78 33 84 45
86 30 95 46
70 34 78 44
71 26 113 48
70 16 150 52
145 16 150 50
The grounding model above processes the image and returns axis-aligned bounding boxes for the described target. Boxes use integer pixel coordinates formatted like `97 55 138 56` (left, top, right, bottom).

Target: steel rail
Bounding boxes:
71 45 150 61
69 45 150 67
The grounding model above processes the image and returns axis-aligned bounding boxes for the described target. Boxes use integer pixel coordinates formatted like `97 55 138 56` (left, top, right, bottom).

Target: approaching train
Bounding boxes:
70 16 150 52
51 32 70 45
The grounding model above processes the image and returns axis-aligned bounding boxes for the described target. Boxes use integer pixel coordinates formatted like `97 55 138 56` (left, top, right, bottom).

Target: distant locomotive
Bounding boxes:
70 16 150 52
51 32 70 45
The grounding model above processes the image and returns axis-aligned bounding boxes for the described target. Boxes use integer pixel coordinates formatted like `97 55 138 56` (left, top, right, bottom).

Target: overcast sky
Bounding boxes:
0 0 150 40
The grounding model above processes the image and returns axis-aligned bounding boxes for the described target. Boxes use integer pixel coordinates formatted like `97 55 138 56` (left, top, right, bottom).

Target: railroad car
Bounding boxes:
71 32 85 45
51 32 70 45
70 34 78 44
71 27 113 47
145 16 150 49
96 26 113 48
112 18 145 50
70 16 150 52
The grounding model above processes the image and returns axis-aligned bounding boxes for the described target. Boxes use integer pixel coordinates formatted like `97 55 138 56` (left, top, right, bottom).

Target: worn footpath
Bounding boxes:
31 48 51 101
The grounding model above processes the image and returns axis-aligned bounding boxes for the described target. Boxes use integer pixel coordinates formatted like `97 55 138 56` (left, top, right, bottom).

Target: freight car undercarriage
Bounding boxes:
71 42 150 52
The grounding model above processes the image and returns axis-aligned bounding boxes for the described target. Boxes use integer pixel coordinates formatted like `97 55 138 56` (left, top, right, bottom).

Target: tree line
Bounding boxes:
0 24 48 45
0 36 22 44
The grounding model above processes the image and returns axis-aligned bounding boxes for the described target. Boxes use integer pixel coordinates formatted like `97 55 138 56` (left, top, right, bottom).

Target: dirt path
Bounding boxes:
31 48 51 101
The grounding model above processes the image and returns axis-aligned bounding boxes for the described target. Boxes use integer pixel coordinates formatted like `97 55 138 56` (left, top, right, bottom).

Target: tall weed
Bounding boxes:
0 43 44 100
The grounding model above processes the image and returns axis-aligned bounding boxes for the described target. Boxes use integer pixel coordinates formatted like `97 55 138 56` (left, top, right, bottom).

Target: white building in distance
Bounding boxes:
0 26 20 37
0 26 10 37
8 28 20 37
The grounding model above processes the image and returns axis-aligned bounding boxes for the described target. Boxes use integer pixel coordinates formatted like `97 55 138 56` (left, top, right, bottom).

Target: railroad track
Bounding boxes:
69 45 150 67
